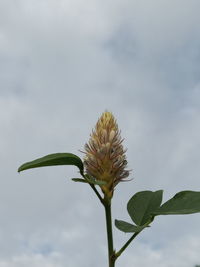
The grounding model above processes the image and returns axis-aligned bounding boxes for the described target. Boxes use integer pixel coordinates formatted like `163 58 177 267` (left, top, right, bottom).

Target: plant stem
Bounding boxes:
115 231 140 259
89 184 104 204
104 200 115 267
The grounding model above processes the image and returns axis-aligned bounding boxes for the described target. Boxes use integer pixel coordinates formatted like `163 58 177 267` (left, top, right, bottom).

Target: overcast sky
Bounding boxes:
1 1 200 266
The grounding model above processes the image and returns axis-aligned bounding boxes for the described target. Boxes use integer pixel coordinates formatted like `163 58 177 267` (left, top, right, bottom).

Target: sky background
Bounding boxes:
1 0 200 266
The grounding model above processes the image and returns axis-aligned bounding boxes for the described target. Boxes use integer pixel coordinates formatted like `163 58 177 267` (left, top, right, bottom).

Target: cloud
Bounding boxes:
1 0 200 266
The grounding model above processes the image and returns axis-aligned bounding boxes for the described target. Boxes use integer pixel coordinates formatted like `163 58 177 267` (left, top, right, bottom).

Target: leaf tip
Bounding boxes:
18 164 26 173
17 166 22 173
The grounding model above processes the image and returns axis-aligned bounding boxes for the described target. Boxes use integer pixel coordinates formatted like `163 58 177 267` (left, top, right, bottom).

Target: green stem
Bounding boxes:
82 172 104 205
104 201 115 267
89 184 104 204
115 231 140 259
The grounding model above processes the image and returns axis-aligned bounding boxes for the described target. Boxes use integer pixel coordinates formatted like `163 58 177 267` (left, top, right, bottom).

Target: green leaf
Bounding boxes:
18 153 84 175
84 174 107 185
90 179 106 185
86 178 106 185
127 190 163 226
153 191 200 215
115 220 146 233
72 176 106 185
71 178 88 183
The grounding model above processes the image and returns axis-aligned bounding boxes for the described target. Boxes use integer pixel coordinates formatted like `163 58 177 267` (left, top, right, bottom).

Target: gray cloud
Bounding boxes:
1 0 200 266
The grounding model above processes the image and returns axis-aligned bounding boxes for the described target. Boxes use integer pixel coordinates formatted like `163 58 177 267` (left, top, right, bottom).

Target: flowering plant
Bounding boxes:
18 111 200 267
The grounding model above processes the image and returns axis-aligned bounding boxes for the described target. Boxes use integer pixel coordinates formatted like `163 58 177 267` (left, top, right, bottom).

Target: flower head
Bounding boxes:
83 111 129 198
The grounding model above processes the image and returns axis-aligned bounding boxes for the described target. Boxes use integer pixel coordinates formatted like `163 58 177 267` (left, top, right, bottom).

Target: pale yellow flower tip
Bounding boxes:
83 111 130 198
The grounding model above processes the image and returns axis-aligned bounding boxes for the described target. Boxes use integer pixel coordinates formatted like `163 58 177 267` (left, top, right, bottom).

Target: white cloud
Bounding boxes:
117 234 200 267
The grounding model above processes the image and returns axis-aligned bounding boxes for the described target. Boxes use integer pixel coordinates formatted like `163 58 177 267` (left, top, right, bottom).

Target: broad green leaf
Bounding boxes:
153 191 200 215
18 153 84 175
115 220 146 233
127 190 163 226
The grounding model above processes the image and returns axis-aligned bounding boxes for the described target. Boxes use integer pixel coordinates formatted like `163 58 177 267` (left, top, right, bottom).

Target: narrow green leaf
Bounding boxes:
87 178 106 185
91 179 106 185
153 191 200 215
127 190 163 226
84 174 107 185
115 220 146 233
72 176 106 185
71 178 88 183
18 153 84 175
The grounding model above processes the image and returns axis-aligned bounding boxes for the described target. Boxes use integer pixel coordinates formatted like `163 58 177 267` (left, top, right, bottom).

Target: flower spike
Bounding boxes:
83 111 130 198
